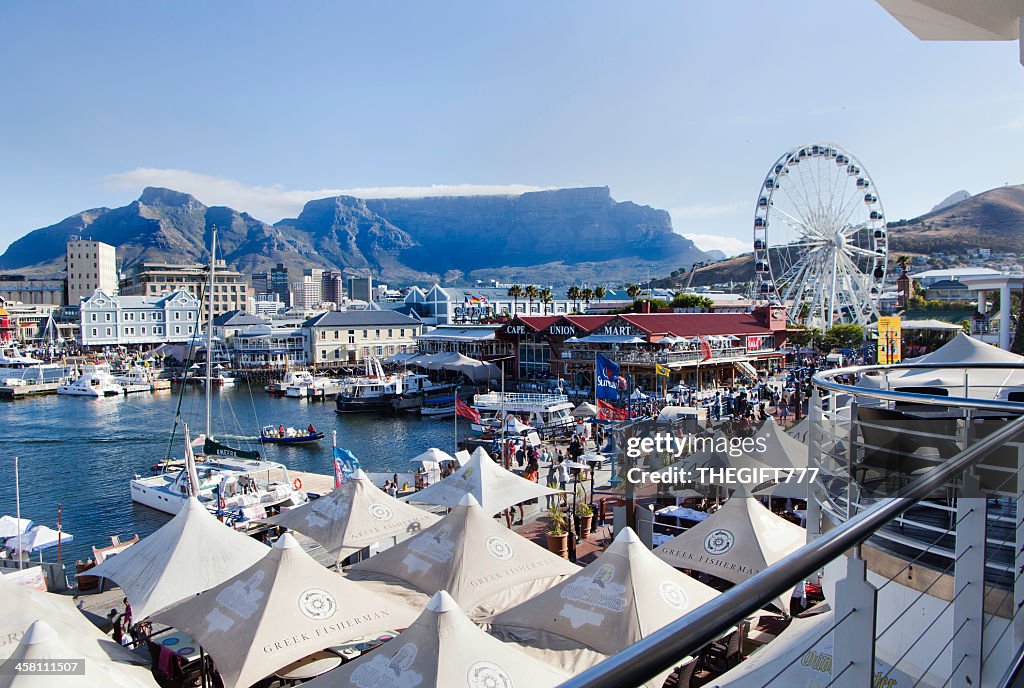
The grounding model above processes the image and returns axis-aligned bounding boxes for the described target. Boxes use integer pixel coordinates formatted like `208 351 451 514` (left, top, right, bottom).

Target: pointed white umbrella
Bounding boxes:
402 447 559 515
152 533 419 688
655 486 806 612
348 494 579 619
0 620 158 688
488 527 723 683
265 469 440 563
409 447 456 467
4 526 72 555
303 591 569 688
0 574 146 666
0 516 32 539
751 416 809 470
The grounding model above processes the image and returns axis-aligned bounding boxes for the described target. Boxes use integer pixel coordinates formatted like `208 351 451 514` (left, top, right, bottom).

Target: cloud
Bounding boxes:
669 201 746 221
105 168 552 222
680 233 750 257
1005 117 1024 129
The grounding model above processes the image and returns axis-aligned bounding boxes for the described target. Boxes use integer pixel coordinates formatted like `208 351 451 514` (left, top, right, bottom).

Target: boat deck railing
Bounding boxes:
559 360 1024 688
473 392 570 409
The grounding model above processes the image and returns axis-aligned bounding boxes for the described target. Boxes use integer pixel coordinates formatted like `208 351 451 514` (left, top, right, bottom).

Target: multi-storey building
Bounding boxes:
78 289 201 348
270 263 291 307
0 275 66 306
347 276 373 302
290 269 324 309
118 261 247 319
302 310 421 366
322 271 344 304
232 324 308 369
66 238 117 304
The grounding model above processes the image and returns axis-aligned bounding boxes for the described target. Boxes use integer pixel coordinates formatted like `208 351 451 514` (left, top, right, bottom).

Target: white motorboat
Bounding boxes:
285 371 336 398
0 346 72 385
469 391 575 435
115 364 156 394
57 364 124 397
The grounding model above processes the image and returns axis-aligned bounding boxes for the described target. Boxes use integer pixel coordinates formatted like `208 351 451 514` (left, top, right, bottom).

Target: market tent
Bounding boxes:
0 573 147 666
383 352 419 364
88 497 268 620
878 332 1024 397
572 402 599 418
487 527 722 683
786 416 810 443
656 486 806 613
409 447 457 467
304 590 569 688
402 447 558 515
0 516 32 538
751 416 810 470
152 533 418 688
505 415 533 433
0 620 158 688
4 526 72 555
347 494 579 619
265 469 439 563
453 449 471 466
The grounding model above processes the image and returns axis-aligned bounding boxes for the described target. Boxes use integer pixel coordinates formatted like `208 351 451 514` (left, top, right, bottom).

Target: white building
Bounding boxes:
78 289 201 348
66 239 118 305
232 323 308 368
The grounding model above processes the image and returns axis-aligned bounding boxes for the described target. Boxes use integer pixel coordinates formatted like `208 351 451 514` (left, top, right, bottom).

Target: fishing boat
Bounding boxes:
260 425 325 444
334 358 406 413
57 363 124 397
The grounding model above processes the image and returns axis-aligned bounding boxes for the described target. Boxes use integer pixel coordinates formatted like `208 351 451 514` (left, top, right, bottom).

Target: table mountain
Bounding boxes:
0 186 707 285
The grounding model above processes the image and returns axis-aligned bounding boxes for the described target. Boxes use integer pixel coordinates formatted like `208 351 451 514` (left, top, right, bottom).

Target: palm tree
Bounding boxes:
524 285 539 314
581 287 594 312
626 283 641 301
897 255 910 274
507 284 523 316
594 286 606 306
567 286 582 313
540 287 554 314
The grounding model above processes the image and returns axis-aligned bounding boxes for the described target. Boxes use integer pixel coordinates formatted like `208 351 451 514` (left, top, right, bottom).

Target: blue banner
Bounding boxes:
333 447 361 483
595 353 620 401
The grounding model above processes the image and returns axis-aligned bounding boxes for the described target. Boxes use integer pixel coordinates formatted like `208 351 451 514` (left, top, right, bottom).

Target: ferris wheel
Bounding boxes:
753 143 887 328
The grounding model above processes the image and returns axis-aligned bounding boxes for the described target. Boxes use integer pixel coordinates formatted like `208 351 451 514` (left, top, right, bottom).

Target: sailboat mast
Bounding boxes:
205 226 217 439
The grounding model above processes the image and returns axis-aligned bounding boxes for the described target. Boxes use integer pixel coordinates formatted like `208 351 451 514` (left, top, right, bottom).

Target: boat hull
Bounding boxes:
335 395 396 413
260 433 325 444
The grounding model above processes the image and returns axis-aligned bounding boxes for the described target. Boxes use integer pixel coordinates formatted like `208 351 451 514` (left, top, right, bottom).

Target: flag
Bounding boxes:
655 363 671 377
595 353 621 401
455 397 481 423
333 447 361 487
699 336 712 362
597 399 628 421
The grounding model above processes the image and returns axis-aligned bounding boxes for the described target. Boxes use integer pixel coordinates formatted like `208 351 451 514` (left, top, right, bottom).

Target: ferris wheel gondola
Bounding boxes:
752 143 887 328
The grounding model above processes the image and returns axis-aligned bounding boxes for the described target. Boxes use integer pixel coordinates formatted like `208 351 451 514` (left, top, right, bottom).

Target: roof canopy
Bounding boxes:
403 447 559 515
0 516 32 538
877 333 1024 397
304 591 569 688
89 497 268 620
751 416 809 470
152 533 418 688
656 488 806 612
265 470 439 564
347 494 579 618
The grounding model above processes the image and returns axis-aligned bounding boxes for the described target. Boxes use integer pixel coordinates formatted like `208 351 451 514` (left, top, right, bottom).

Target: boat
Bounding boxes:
260 425 325 444
334 358 408 413
115 364 157 394
420 395 456 417
57 364 124 397
389 375 458 410
284 371 337 398
469 391 576 436
0 346 73 385
267 369 313 395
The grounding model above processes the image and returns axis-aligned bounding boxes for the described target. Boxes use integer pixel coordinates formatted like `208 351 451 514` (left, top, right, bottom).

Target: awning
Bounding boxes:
567 335 648 344
736 361 758 377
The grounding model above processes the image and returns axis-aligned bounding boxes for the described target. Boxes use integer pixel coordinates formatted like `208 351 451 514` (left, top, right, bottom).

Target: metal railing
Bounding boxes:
559 361 1024 688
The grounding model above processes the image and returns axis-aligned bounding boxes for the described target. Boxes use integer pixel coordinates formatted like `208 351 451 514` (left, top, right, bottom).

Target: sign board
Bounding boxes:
746 335 767 352
877 316 902 364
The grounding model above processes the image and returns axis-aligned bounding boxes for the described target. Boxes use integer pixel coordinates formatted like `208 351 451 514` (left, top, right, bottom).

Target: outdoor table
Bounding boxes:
275 650 342 683
156 629 201 663
329 631 399 662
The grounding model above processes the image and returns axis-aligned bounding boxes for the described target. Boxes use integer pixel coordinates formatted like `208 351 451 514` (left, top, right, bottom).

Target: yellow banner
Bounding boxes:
877 316 902 364
655 363 671 377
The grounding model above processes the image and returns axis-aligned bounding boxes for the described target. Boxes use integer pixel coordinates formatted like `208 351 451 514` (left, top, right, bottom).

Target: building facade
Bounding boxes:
347 276 373 302
78 289 201 347
413 324 514 360
0 275 66 306
66 239 117 304
232 324 308 368
119 261 247 318
303 310 421 366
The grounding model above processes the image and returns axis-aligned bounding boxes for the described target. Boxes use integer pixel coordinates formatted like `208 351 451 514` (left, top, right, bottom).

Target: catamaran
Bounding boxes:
57 363 124 397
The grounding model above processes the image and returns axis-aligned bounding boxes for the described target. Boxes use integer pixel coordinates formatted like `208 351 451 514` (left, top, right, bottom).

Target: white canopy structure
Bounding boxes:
265 469 439 563
572 402 599 418
0 574 147 666
152 533 418 688
0 620 157 688
487 528 722 684
751 416 810 470
4 526 72 555
786 416 810 443
347 494 579 619
304 591 570 688
88 497 268 620
0 516 32 539
409 447 456 467
656 487 806 612
402 447 559 515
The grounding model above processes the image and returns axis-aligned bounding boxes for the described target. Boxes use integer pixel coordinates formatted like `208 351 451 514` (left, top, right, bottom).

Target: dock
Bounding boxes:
0 382 62 398
286 469 337 495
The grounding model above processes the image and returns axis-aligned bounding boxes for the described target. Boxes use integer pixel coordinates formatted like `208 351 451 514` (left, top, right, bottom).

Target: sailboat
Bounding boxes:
130 227 307 517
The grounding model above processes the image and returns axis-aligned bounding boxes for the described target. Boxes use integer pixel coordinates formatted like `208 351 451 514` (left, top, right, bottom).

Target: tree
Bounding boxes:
567 285 582 312
626 283 641 301
524 285 539 314
581 288 594 311
787 328 820 349
594 286 606 305
539 287 554 315
820 324 864 351
671 293 713 311
897 254 910 273
507 284 523 316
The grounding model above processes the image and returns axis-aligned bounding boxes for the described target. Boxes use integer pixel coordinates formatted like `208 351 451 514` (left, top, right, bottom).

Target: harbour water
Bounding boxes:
0 384 464 565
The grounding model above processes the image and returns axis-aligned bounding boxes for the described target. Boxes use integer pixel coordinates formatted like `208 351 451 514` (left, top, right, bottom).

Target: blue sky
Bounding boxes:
1 1 1022 257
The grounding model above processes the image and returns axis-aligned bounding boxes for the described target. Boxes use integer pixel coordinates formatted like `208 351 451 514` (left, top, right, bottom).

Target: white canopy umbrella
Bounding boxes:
453 449 471 466
656 486 806 613
0 516 32 539
630 389 650 400
265 469 440 564
402 447 559 515
751 416 809 470
89 497 269 620
0 620 157 688
572 402 599 418
5 526 72 555
152 533 419 688
348 494 579 619
409 447 456 467
487 527 722 684
304 590 569 688
0 574 147 666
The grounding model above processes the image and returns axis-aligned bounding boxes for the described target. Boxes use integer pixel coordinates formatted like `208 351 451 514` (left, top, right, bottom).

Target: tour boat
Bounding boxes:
115 364 156 394
334 358 407 413
469 391 575 435
285 371 336 398
260 425 325 444
0 346 73 386
57 364 124 397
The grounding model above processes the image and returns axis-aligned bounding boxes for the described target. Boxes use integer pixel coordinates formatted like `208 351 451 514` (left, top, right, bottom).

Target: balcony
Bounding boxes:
559 346 756 366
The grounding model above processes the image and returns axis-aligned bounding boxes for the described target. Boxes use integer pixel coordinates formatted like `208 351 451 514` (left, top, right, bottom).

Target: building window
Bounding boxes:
91 328 97 337
105 327 112 337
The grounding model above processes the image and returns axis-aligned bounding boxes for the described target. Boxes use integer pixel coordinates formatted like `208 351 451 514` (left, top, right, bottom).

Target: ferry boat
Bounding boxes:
0 346 72 386
57 364 124 397
469 391 576 436
334 358 440 413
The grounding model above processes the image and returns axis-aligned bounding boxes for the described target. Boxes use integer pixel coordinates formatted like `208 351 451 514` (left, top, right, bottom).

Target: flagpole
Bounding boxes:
15 456 22 570
453 385 459 454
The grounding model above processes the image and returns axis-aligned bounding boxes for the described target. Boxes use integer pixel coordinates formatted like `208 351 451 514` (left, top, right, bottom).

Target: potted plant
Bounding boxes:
545 506 569 558
575 502 594 540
